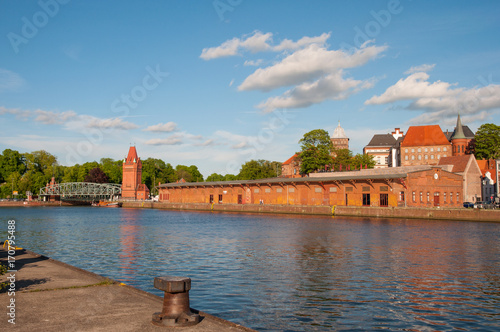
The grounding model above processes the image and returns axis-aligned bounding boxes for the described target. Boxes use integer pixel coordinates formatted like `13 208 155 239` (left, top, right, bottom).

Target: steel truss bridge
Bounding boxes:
39 182 122 201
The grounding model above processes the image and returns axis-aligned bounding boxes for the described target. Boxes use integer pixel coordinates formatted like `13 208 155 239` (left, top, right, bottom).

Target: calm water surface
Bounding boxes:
1 206 499 331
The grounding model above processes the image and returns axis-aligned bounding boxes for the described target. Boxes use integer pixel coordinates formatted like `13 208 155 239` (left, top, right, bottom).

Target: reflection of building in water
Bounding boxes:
119 213 141 281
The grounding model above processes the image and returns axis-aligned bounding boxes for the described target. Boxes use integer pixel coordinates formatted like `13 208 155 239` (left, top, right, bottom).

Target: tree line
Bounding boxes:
0 149 282 198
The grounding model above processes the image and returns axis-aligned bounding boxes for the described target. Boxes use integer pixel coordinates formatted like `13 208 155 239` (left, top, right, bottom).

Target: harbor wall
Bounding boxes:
122 201 500 222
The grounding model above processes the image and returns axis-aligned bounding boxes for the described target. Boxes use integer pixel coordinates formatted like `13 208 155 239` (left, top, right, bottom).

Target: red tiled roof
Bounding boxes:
283 154 298 165
126 146 139 162
401 125 450 147
438 155 471 173
477 159 497 181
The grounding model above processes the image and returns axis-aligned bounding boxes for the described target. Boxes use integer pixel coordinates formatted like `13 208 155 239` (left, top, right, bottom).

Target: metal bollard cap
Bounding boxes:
154 276 191 293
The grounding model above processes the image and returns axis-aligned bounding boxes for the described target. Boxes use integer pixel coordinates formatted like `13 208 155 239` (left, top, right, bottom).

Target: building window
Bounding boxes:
425 155 428 160
437 147 441 152
418 155 422 160
315 187 322 193
431 155 435 159
430 148 434 152
254 188 260 193
425 147 428 152
346 187 353 192
405 149 408 153
417 148 421 153
427 192 430 202
443 147 447 152
362 186 370 192
444 192 447 203
385 157 388 164
277 188 283 193
401 191 405 202
209 194 214 203
363 193 371 206
405 155 408 160
450 192 453 202
289 187 295 193
330 187 337 192
443 154 447 158
457 193 459 202
265 188 271 193
380 186 388 192
412 191 416 202
411 148 415 153
438 155 441 159
380 194 389 207
411 155 415 160
420 192 423 202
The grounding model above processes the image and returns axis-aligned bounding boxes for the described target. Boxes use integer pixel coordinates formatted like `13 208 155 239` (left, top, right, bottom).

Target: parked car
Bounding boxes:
474 201 484 209
463 202 474 208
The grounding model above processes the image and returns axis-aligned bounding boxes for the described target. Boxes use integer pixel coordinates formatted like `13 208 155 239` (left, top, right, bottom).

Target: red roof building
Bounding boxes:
281 154 301 178
400 125 452 166
438 154 482 203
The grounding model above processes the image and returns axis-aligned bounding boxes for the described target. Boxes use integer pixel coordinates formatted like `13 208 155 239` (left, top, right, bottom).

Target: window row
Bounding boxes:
411 191 460 203
405 147 447 153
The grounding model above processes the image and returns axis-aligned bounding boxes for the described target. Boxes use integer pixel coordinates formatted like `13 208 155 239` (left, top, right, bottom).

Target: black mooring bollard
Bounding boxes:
152 276 201 327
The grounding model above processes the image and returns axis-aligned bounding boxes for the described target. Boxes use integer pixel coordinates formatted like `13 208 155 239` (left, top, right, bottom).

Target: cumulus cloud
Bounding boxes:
144 137 183 146
258 72 374 113
365 70 500 124
144 121 177 132
200 31 329 60
86 117 139 130
215 130 255 149
0 106 31 118
0 69 25 92
239 43 386 92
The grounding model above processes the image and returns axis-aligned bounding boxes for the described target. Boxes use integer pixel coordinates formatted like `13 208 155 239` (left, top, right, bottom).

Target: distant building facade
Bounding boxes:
400 125 452 166
364 128 404 168
438 154 482 203
122 146 150 200
281 154 301 178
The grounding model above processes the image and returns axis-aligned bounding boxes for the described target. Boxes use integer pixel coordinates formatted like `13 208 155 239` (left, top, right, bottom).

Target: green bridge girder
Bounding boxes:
39 182 122 200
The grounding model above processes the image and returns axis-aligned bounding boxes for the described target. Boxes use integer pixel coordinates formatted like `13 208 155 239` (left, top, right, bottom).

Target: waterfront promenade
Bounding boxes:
0 245 254 332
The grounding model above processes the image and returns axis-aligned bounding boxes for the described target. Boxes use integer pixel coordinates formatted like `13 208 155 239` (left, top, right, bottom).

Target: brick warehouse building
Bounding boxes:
158 165 467 208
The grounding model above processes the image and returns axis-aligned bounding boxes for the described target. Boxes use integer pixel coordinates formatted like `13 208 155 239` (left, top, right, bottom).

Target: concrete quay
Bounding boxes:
122 201 500 222
0 245 255 332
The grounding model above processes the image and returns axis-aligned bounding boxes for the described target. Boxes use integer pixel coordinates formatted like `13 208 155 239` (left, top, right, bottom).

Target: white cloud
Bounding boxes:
215 130 255 149
144 121 177 132
200 31 330 60
365 72 455 105
86 117 139 130
258 72 374 113
404 64 435 75
144 137 183 146
239 43 386 92
0 106 31 119
34 110 77 124
0 69 25 92
365 70 500 124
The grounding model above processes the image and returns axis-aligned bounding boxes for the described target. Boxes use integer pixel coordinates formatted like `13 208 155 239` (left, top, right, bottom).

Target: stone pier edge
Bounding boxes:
122 201 500 222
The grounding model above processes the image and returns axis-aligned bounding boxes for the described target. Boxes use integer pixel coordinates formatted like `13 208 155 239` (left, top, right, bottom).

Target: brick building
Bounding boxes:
122 146 150 200
331 121 349 151
400 125 452 166
281 154 301 178
438 154 482 203
159 165 466 208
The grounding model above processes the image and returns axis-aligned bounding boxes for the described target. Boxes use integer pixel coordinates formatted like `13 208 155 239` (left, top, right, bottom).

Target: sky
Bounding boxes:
1 0 499 178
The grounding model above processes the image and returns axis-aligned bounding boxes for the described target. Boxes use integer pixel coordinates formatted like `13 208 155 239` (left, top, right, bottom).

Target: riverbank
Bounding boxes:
0 245 255 331
122 201 500 222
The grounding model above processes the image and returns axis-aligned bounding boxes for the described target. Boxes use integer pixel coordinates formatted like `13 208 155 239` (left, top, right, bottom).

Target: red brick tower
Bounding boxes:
451 114 467 156
122 146 144 199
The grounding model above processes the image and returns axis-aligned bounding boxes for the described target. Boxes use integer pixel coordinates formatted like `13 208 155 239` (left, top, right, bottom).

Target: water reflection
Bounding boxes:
2 207 499 331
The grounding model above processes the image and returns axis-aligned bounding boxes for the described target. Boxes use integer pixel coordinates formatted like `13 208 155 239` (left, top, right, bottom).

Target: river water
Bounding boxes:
1 206 499 331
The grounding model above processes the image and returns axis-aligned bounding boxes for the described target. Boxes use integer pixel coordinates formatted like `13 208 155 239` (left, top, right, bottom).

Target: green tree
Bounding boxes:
175 165 204 182
474 123 500 160
353 153 376 169
142 158 177 194
237 159 281 180
0 149 26 183
298 129 333 174
77 162 99 182
100 158 122 184
206 173 225 182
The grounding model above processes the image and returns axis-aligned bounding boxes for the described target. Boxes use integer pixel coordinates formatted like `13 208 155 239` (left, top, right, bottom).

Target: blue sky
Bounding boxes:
1 0 499 177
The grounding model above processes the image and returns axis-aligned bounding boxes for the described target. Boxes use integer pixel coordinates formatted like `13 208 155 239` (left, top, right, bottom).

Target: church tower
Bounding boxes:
122 146 143 199
451 114 467 156
331 121 349 150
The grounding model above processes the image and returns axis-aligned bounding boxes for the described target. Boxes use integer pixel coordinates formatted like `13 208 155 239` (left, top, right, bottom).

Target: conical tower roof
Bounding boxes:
451 114 466 140
332 121 348 139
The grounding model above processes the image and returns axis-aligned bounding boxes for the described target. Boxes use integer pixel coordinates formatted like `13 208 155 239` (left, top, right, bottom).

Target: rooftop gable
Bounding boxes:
126 146 139 163
366 134 397 147
401 125 450 147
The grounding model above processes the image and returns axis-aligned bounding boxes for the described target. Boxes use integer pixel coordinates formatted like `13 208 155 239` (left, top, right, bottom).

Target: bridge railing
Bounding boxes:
39 182 122 199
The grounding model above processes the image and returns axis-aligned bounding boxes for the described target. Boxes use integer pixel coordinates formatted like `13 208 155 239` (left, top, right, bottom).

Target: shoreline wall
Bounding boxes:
122 201 500 222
